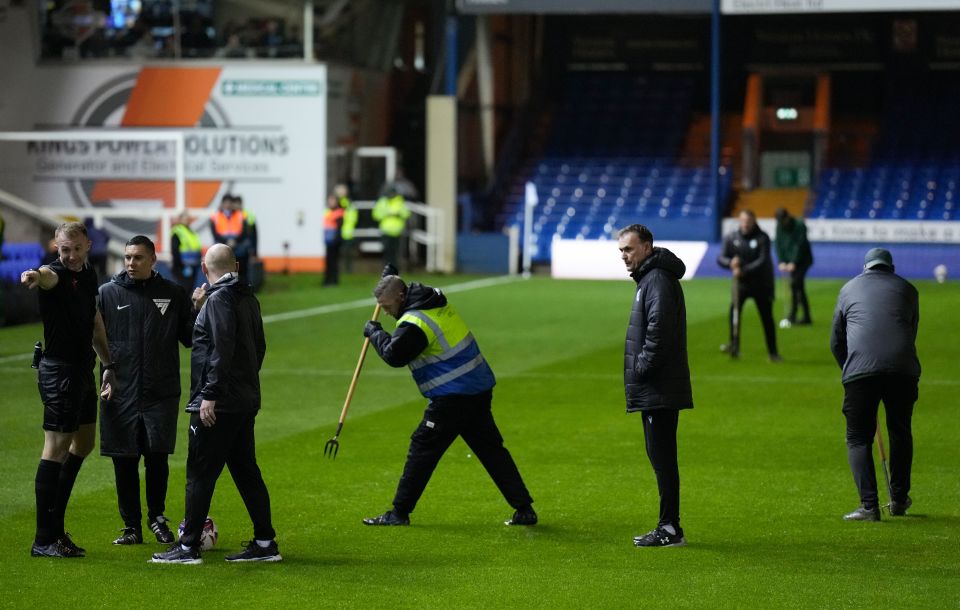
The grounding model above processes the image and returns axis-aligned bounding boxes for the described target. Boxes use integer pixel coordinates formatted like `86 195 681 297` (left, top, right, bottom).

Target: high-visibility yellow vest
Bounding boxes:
170 224 202 266
340 197 358 240
398 304 496 398
372 195 410 237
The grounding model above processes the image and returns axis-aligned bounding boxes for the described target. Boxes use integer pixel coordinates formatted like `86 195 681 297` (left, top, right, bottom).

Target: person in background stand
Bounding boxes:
774 208 814 326
20 221 117 558
372 185 411 272
717 210 781 362
210 195 249 280
170 212 202 294
323 194 344 286
336 184 358 274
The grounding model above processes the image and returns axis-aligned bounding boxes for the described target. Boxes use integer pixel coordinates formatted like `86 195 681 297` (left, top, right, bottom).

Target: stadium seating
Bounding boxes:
500 73 730 262
0 242 44 284
810 77 960 222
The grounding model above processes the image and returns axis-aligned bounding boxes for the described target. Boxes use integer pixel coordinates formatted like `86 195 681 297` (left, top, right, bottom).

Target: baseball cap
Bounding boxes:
864 247 894 269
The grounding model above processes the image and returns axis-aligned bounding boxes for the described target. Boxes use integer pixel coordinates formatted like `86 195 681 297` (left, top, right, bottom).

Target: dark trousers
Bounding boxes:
392 391 533 515
323 240 341 285
112 452 169 528
641 409 681 529
341 239 354 273
842 374 917 508
181 411 275 547
729 284 779 356
382 236 401 272
788 265 811 323
173 266 200 294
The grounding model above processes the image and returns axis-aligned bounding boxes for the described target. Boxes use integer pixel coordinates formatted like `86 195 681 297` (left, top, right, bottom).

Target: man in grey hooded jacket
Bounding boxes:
831 248 920 521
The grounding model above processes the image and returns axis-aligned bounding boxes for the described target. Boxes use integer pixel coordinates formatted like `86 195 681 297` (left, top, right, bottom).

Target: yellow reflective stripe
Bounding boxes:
403 310 450 350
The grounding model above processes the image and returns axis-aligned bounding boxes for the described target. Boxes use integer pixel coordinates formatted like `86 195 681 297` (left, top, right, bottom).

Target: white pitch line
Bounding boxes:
260 275 519 324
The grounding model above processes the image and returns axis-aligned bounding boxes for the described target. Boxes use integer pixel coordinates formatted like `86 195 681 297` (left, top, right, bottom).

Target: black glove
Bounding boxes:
381 263 398 278
363 320 383 338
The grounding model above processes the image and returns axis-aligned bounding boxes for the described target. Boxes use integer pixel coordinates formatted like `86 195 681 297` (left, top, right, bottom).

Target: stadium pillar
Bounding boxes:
445 13 458 97
710 0 722 241
303 0 314 61
427 96 457 273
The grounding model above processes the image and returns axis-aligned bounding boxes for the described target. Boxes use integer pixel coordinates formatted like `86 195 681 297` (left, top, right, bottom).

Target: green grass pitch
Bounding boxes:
1 273 958 608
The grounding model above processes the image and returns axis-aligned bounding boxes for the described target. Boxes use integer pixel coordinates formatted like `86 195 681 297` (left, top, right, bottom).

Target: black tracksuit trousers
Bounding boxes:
788 264 811 323
641 409 681 530
181 411 275 548
729 283 779 356
842 374 917 509
392 391 533 516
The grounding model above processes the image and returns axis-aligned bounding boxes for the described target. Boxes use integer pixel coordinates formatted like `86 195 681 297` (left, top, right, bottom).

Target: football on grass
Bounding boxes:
178 517 218 551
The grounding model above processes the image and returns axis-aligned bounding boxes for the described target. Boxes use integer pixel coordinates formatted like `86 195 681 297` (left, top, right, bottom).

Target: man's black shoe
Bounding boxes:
150 543 202 564
633 526 687 548
889 496 912 516
843 505 881 521
31 539 84 558
505 507 538 526
149 516 175 544
769 354 783 363
795 318 812 326
362 510 410 526
720 344 739 359
59 532 86 556
113 527 144 545
225 540 283 562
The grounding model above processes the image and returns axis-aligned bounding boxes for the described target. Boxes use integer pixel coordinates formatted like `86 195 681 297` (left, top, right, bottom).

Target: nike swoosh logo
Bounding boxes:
117 304 131 310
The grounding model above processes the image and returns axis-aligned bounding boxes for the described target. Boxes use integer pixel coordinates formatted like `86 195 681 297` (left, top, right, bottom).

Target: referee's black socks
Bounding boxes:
34 459 62 545
53 453 85 537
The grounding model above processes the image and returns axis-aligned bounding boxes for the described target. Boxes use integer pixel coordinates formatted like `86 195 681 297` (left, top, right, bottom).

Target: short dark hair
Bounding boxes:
126 235 156 254
740 209 757 220
617 224 653 244
374 275 406 300
775 207 789 221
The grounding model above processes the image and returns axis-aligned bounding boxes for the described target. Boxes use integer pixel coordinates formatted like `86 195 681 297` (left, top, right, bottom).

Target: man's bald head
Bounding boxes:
204 244 237 281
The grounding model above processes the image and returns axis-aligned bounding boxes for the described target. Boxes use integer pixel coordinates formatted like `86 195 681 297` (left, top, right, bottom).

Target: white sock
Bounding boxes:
255 539 272 548
661 524 677 536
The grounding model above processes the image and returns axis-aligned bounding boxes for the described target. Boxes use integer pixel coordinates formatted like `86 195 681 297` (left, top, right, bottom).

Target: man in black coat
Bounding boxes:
831 248 921 521
151 244 280 564
717 209 781 361
98 235 195 545
618 224 693 548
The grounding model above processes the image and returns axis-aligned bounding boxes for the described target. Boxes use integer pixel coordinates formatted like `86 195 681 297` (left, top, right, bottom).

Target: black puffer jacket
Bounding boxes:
624 248 694 412
188 274 266 413
98 271 194 456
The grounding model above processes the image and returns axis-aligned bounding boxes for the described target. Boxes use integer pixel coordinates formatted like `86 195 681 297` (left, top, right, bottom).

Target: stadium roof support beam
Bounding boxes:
475 15 495 181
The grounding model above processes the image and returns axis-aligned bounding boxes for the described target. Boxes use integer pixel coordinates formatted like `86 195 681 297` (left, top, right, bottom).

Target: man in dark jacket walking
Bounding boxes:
831 248 920 521
618 224 693 547
99 236 195 545
775 208 814 325
360 274 535 527
151 244 281 564
717 209 781 361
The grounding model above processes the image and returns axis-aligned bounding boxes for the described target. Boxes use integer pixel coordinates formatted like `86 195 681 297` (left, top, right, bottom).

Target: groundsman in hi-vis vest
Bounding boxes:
359 273 537 528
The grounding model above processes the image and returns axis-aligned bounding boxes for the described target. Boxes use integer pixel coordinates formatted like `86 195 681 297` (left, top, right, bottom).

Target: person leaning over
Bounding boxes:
98 235 196 546
20 221 117 558
774 207 814 325
151 244 280 564
831 248 920 522
361 274 536 527
617 224 693 548
717 209 781 362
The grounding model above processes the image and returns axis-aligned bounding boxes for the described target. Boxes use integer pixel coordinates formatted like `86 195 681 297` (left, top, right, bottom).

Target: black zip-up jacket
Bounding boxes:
624 247 694 412
188 274 266 413
367 282 445 367
98 270 194 456
717 225 775 299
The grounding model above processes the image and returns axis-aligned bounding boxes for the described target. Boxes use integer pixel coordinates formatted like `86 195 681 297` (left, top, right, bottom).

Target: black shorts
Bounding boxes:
38 358 97 433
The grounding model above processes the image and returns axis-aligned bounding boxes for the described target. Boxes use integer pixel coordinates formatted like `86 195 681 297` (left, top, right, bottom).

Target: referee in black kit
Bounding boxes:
20 221 117 558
